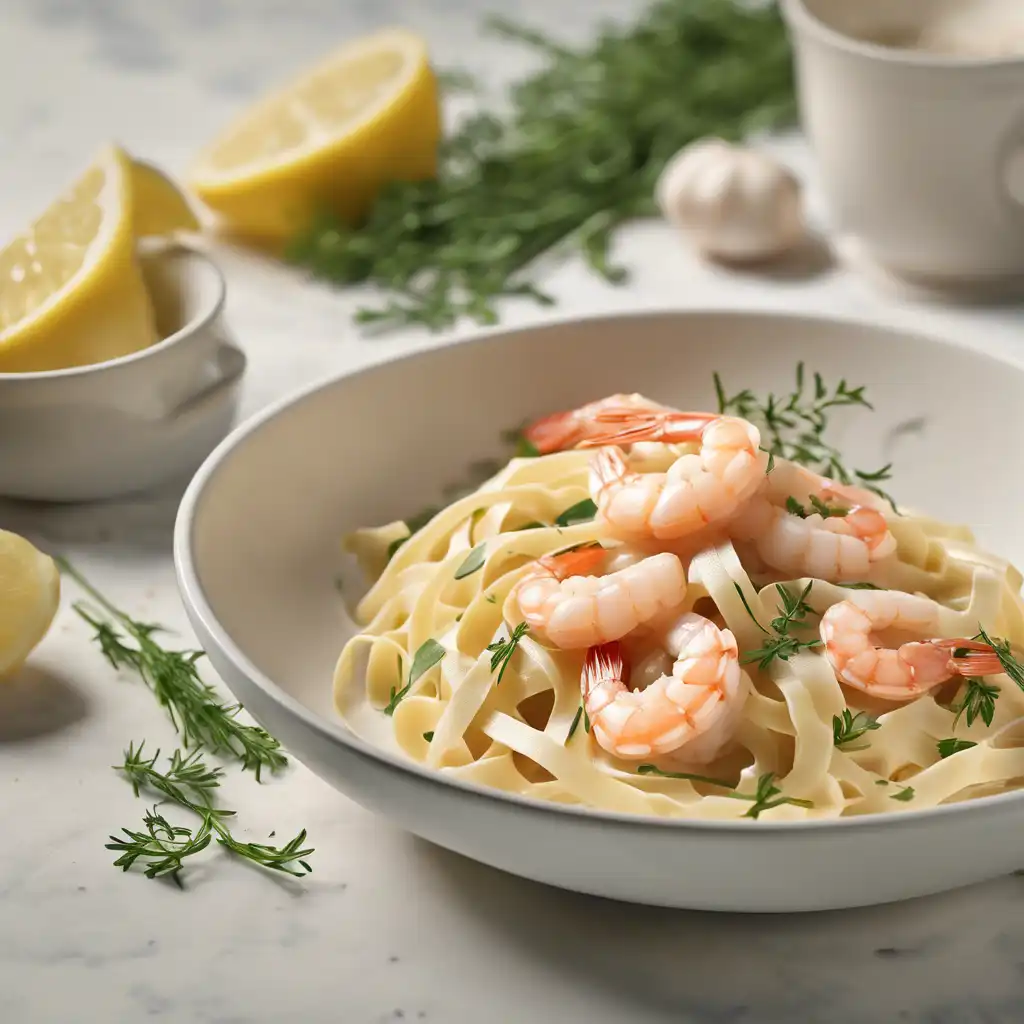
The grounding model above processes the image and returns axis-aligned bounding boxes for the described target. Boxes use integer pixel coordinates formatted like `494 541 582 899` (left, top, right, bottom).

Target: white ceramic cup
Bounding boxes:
782 0 1024 290
0 244 246 503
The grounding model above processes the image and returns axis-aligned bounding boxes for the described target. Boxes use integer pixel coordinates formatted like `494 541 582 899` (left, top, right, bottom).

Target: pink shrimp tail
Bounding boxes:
582 641 630 706
537 544 606 581
844 507 893 555
930 638 1005 677
578 410 716 449
522 411 584 454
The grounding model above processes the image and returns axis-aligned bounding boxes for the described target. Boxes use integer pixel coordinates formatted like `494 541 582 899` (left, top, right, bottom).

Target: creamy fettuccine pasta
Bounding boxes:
334 390 1024 821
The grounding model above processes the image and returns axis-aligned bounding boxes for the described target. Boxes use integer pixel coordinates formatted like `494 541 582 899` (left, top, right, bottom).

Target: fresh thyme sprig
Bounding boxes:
57 558 286 780
288 1 796 331
743 772 815 819
951 678 1000 729
946 627 1024 729
734 582 822 670
975 627 1024 690
118 742 230 817
637 765 813 818
832 709 880 748
715 364 896 508
487 622 530 684
107 810 214 883
108 744 313 887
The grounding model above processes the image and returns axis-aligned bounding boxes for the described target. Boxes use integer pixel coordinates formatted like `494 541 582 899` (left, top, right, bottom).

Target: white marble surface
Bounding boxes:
2 1 1024 1021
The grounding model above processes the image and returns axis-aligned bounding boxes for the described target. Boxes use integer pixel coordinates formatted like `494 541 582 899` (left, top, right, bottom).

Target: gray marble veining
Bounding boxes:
2 0 1024 1021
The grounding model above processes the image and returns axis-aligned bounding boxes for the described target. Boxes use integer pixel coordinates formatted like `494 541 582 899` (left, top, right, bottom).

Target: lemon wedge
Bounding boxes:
0 530 60 678
189 28 440 244
130 158 202 238
0 145 157 373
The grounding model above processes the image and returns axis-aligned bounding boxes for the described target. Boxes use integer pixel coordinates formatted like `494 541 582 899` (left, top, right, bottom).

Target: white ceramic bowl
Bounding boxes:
0 244 246 502
174 311 1024 913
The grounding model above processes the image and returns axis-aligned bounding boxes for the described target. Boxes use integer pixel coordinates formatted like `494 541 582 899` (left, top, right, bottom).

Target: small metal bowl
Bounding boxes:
0 243 246 503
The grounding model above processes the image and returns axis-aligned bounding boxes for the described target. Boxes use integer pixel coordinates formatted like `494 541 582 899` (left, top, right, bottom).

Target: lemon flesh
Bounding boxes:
0 146 156 373
0 530 60 678
130 159 202 237
189 28 440 244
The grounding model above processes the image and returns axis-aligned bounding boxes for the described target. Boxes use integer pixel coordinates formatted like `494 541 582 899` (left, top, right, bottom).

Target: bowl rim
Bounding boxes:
781 0 1024 71
0 241 226 382
175 307 1024 836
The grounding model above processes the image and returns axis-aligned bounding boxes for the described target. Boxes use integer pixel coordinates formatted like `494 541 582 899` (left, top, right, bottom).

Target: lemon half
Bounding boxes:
0 146 200 374
0 531 60 678
189 28 440 244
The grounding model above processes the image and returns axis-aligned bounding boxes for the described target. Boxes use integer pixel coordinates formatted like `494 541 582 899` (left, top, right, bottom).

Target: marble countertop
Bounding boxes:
2 1 1024 1021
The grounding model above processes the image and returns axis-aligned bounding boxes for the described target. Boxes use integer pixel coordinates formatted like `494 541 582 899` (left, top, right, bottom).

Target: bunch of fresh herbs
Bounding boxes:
288 0 796 331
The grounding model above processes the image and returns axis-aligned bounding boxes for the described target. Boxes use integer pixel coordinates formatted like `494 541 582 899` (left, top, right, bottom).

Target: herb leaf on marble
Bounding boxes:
108 743 313 886
57 558 287 780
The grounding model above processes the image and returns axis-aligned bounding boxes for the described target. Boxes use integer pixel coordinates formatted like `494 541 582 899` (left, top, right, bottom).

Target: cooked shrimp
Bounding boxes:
821 590 1002 701
729 491 896 581
582 613 746 761
513 546 687 650
728 459 896 581
583 413 767 540
764 458 888 512
521 394 671 454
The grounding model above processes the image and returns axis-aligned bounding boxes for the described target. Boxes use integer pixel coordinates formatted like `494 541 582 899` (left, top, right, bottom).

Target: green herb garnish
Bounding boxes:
454 543 487 580
975 627 1024 690
743 772 815 819
785 495 849 519
289 2 795 331
637 765 813 818
385 638 447 715
57 559 286 780
937 738 977 759
715 364 896 509
554 499 598 528
836 581 883 590
890 786 915 802
832 709 880 748
423 731 435 743
735 581 823 670
108 744 313 886
636 763 736 789
486 622 530 684
566 705 584 743
952 677 1000 730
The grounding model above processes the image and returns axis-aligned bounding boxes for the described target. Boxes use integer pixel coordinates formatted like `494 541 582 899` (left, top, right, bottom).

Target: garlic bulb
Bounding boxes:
655 139 805 262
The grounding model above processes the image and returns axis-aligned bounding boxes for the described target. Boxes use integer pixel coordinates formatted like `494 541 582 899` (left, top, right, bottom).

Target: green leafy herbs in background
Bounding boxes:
288 0 796 331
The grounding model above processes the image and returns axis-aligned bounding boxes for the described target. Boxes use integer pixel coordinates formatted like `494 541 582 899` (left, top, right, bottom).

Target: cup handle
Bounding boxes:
158 343 247 425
